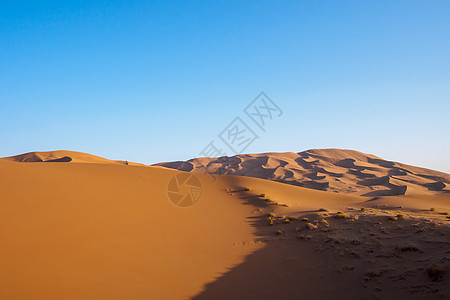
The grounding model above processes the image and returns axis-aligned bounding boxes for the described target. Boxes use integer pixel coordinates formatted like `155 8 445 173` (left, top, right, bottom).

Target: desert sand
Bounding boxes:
0 150 449 299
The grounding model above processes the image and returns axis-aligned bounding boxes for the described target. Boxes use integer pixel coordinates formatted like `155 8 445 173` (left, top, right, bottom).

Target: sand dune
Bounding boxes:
0 151 449 299
2 150 144 166
156 148 450 196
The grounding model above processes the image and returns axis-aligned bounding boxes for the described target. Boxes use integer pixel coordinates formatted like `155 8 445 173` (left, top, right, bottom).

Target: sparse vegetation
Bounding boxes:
396 213 404 218
360 207 366 212
398 246 420 252
349 250 360 258
320 219 329 226
276 229 284 235
388 216 398 221
287 216 298 221
301 217 309 222
305 222 318 230
268 213 275 218
268 219 274 226
297 234 312 240
335 211 347 219
427 264 445 282
283 218 291 224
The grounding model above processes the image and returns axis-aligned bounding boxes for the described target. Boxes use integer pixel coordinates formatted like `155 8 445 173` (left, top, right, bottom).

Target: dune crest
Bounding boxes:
1 150 143 166
156 148 450 196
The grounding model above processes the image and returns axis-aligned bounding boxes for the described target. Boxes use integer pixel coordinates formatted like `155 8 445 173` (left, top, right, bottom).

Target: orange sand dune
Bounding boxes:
156 148 450 196
1 150 143 166
0 151 449 299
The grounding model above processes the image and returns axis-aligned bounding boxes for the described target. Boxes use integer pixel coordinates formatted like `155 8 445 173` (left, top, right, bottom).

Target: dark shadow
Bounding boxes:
416 174 446 182
311 167 344 178
367 158 395 168
335 158 365 170
45 156 72 162
424 181 446 191
358 176 390 186
347 169 376 179
361 185 407 196
388 168 409 176
304 172 327 180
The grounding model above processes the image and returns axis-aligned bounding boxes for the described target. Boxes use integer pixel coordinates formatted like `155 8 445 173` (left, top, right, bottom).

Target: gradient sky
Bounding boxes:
1 1 449 172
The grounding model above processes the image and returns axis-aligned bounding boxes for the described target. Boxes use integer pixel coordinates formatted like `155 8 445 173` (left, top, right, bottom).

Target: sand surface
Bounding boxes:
0 151 449 299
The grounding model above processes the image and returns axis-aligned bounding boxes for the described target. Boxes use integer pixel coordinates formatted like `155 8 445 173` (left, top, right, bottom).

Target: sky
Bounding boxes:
1 0 449 172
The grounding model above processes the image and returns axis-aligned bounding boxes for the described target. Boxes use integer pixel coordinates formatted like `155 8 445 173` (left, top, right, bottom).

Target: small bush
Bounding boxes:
301 217 309 222
268 219 274 226
335 212 347 219
260 193 266 197
430 208 436 211
305 223 318 230
268 213 275 218
283 218 291 224
266 198 274 202
443 212 449 215
298 234 312 240
398 246 419 252
287 216 298 221
427 264 445 282
388 216 398 221
349 250 360 258
396 213 404 218
276 229 284 235
318 208 328 212
320 219 329 227
244 187 251 191
360 208 366 212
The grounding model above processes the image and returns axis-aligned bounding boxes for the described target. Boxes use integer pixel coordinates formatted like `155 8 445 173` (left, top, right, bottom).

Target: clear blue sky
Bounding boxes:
1 1 449 172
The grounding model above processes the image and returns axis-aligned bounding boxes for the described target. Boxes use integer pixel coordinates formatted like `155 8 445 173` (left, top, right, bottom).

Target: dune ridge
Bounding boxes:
1 150 143 166
156 148 450 196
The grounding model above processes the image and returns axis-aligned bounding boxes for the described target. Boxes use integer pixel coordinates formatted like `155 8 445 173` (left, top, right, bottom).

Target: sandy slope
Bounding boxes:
156 149 450 197
0 158 265 299
0 152 449 299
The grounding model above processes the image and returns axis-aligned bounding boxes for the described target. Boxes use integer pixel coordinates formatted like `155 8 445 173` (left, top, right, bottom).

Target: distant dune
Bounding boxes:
0 150 449 299
1 150 144 166
156 148 450 197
